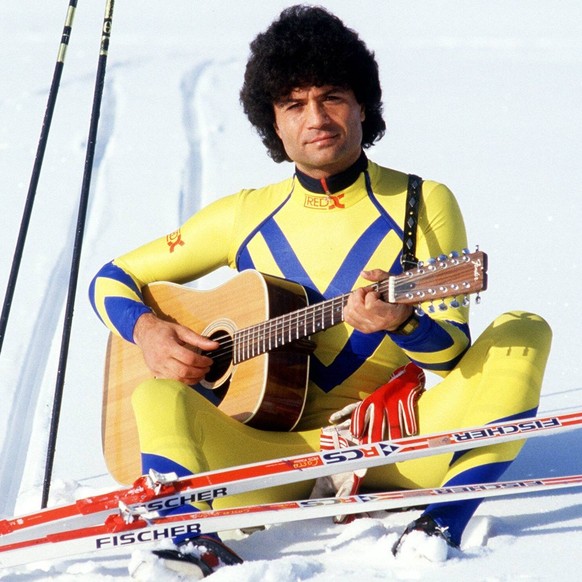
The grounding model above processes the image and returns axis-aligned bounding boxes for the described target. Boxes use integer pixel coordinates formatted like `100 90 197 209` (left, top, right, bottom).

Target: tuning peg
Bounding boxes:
450 298 460 308
414 306 425 317
438 301 448 311
447 250 460 265
462 295 470 307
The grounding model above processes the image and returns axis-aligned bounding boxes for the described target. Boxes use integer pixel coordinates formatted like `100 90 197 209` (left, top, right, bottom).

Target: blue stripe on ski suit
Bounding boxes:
236 176 403 392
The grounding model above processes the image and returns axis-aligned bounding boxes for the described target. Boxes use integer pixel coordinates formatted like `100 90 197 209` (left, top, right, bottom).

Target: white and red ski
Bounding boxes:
1 409 581 547
1 472 582 568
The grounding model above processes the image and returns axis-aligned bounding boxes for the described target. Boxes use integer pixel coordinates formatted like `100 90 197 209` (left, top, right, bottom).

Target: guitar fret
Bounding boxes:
251 325 255 358
243 327 249 361
254 323 259 357
254 322 260 358
254 325 258 357
275 318 283 348
233 329 241 365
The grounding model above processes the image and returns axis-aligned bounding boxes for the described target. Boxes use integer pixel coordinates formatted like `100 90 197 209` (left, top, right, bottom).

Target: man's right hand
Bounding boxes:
132 312 219 384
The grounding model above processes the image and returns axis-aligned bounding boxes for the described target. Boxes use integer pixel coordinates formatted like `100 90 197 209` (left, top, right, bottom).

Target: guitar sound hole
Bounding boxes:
204 329 233 384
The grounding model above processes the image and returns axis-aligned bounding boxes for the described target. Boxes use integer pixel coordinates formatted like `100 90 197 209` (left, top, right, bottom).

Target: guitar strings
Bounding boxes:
201 282 390 364
199 255 481 365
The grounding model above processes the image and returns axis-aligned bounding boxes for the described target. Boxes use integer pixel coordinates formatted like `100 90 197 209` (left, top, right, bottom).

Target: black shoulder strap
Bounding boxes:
401 174 423 271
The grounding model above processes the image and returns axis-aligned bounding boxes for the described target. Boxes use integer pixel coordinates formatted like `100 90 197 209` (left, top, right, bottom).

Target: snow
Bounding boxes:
1 1 582 579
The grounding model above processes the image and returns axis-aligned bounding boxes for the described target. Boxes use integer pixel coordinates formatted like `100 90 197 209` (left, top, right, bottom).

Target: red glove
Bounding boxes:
350 362 425 443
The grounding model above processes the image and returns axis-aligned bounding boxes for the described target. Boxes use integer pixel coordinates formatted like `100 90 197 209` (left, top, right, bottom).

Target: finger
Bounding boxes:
398 400 412 437
387 416 402 440
176 326 220 352
329 402 359 424
402 386 424 435
351 401 368 439
367 404 386 443
170 356 214 384
170 344 214 371
349 287 367 308
360 268 389 282
345 288 379 325
363 290 383 308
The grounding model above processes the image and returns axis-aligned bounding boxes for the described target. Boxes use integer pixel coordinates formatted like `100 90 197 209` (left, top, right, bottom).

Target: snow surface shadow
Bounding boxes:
503 419 582 479
0 75 118 517
234 517 398 562
233 520 339 561
493 491 582 538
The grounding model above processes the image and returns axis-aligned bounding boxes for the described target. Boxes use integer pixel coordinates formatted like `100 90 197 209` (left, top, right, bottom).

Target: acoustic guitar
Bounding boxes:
103 250 487 484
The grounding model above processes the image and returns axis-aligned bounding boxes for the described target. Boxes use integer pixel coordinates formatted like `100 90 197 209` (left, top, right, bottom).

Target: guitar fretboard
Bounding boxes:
232 281 390 364
223 250 486 365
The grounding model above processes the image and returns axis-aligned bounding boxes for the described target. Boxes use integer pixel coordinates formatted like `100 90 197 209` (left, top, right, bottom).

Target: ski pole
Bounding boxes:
0 0 78 356
41 0 116 510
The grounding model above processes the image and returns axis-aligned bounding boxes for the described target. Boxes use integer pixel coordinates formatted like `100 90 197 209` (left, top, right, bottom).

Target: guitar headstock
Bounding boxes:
389 250 488 305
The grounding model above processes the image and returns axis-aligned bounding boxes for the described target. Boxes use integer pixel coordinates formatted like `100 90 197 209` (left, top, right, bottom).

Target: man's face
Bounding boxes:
273 85 365 179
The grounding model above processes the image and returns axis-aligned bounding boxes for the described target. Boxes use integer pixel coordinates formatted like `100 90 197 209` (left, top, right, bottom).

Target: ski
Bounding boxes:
1 472 582 568
1 409 582 546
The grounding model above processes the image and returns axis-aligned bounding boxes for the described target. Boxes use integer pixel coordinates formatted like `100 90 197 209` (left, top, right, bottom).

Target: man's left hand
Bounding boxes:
344 269 413 333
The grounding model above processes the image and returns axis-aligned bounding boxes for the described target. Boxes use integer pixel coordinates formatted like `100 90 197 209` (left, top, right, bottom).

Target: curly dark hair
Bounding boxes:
240 5 386 163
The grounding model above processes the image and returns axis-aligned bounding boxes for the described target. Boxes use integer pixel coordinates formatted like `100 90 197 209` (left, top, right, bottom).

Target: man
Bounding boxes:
90 5 552 578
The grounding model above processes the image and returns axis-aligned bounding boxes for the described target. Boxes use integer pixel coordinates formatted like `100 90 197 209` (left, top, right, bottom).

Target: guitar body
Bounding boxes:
102 270 311 484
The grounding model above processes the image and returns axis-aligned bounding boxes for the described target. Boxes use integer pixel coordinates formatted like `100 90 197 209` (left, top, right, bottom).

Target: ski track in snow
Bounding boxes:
179 61 211 222
80 65 119 250
0 74 118 518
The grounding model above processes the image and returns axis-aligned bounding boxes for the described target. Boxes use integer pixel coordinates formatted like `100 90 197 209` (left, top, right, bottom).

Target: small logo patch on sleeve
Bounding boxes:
166 229 185 252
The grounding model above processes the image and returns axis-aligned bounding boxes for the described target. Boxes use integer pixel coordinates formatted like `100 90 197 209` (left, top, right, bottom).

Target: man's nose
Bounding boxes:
306 100 329 126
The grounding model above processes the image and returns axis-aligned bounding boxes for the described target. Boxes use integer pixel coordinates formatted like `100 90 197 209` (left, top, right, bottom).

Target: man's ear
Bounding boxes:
273 122 281 138
360 105 366 122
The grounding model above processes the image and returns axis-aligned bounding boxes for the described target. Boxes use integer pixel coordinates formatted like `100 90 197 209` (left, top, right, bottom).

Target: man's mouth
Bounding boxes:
308 133 338 146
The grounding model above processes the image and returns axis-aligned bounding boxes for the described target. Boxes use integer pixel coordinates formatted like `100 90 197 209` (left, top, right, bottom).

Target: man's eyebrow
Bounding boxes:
274 94 302 106
276 87 345 103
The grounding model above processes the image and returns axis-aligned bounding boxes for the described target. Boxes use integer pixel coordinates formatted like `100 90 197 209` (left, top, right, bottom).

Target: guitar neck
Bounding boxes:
231 250 487 364
233 281 390 364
